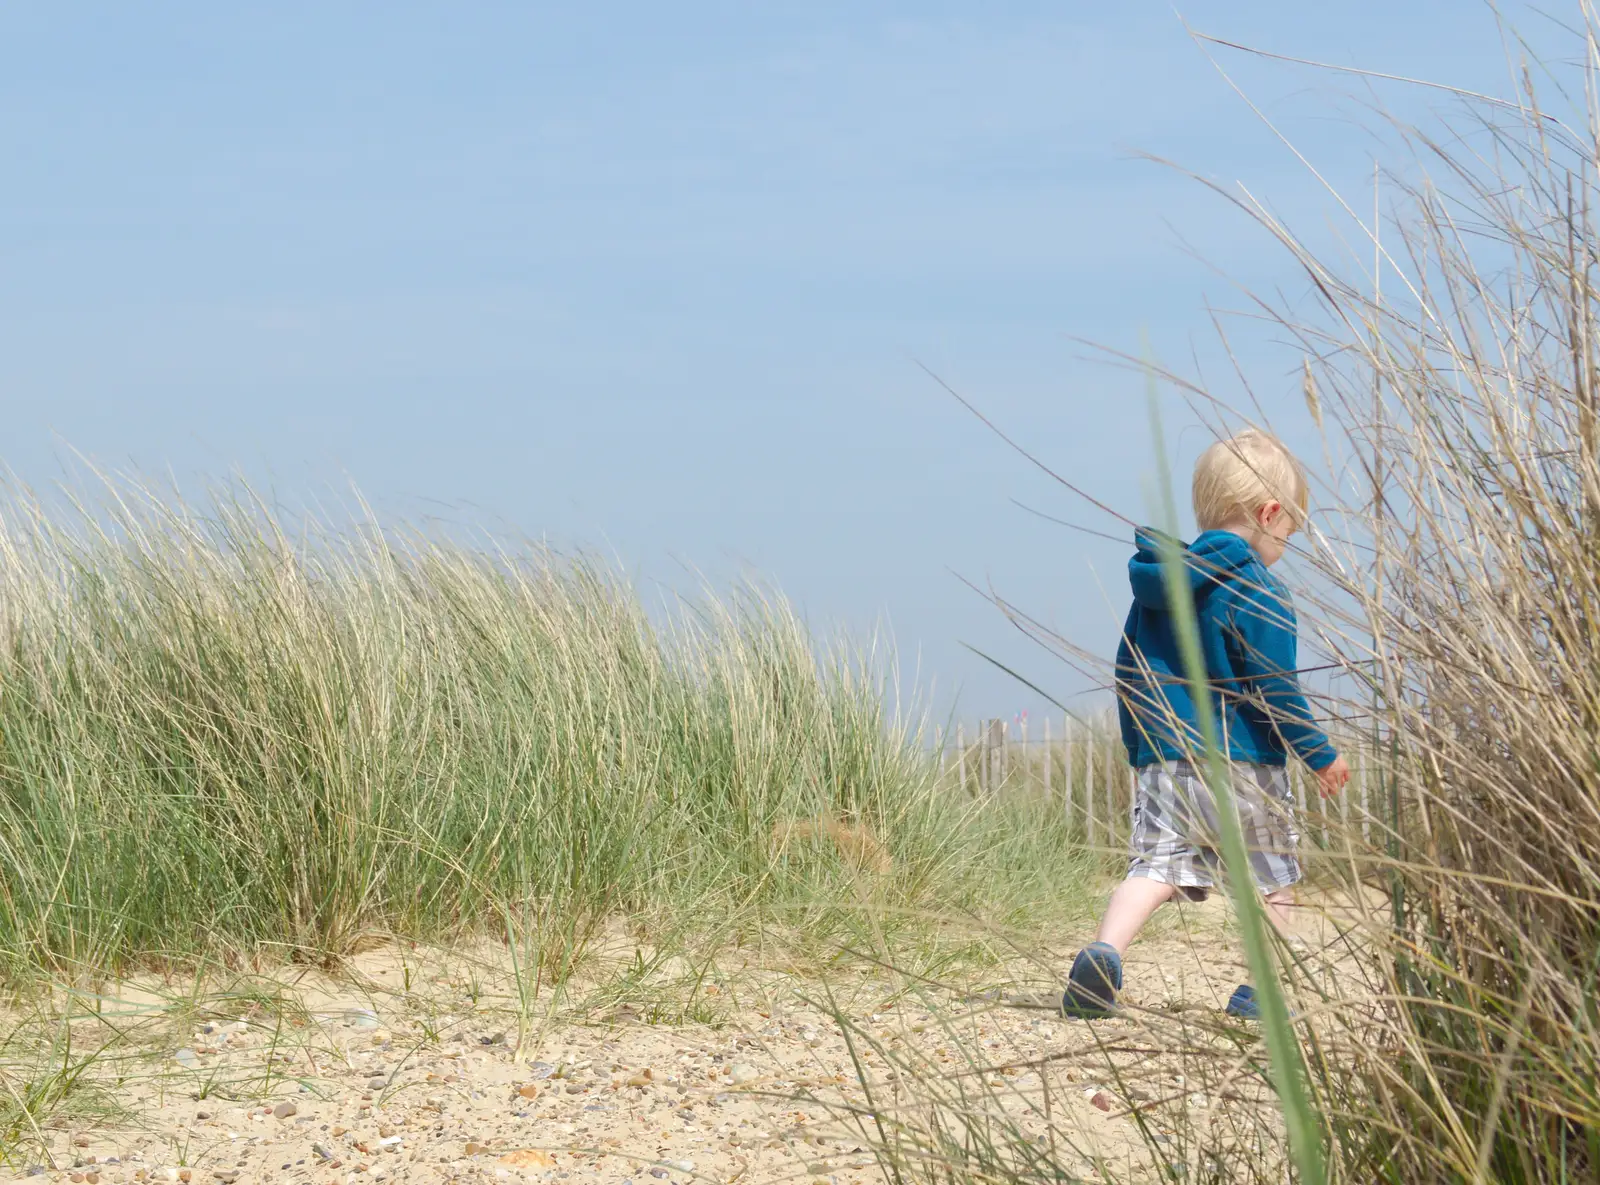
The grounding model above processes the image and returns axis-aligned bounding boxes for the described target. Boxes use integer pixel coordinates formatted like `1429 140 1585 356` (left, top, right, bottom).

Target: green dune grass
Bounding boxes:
0 478 1097 987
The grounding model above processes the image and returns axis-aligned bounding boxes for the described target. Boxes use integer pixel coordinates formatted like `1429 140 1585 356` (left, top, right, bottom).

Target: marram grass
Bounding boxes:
0 479 1089 984
848 14 1600 1182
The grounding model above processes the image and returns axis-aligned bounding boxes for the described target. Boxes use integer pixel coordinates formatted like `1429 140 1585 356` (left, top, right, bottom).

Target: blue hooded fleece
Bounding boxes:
1115 528 1337 771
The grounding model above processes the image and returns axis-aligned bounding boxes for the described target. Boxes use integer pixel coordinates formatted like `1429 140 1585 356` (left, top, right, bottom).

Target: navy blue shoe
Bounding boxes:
1061 942 1123 1019
1225 984 1260 1019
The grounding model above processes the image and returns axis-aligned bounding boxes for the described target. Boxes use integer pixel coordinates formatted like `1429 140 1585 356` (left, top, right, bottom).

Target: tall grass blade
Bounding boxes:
1143 361 1326 1183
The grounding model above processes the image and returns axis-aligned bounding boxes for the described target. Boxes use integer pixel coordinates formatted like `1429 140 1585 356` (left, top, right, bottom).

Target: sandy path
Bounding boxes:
2 894 1366 1185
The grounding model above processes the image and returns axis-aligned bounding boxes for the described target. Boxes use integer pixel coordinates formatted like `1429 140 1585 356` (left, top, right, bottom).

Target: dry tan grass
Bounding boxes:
768 816 895 877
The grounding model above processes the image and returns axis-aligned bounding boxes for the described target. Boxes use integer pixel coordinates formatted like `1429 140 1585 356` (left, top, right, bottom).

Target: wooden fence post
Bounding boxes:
979 719 988 793
985 718 1006 793
1064 715 1076 832
1043 715 1052 801
1085 718 1097 848
1103 719 1116 846
957 722 966 794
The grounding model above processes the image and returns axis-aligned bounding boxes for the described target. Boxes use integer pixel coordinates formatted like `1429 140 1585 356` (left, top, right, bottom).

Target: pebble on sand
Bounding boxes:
498 1150 556 1168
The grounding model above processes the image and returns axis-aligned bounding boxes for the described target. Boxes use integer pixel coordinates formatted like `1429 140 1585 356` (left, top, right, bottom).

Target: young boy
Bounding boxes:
1062 429 1350 1020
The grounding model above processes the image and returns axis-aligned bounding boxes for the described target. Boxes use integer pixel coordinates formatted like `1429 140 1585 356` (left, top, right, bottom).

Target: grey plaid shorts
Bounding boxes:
1127 761 1301 900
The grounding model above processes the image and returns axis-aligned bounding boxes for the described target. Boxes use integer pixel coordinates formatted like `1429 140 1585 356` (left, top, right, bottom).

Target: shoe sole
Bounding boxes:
1060 997 1120 1020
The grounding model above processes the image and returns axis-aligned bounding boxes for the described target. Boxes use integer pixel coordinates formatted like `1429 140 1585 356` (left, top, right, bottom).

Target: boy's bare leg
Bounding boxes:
1093 877 1178 955
1264 889 1296 939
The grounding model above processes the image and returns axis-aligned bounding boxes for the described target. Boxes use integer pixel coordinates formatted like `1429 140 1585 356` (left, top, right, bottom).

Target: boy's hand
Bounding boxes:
1316 756 1351 798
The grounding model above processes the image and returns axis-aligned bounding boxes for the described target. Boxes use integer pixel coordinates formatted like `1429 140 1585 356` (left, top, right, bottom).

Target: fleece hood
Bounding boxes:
1127 527 1261 610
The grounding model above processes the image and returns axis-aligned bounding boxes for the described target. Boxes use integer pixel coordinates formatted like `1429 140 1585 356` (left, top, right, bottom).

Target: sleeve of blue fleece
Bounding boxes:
1231 583 1338 771
1114 604 1140 763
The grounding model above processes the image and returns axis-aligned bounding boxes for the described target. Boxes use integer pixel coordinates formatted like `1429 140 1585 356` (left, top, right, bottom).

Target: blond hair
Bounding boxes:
1191 429 1308 532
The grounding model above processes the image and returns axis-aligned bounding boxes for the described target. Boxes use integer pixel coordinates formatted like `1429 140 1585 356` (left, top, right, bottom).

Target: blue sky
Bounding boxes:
0 1 1533 724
